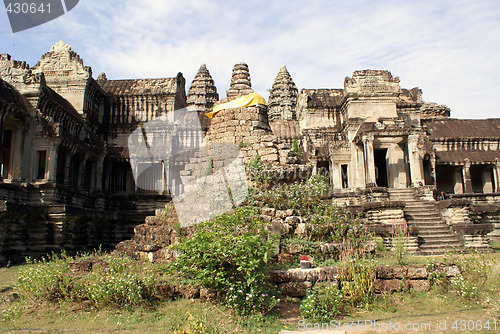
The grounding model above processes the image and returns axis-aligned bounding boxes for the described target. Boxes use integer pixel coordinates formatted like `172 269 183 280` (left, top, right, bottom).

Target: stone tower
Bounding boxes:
187 64 219 132
226 62 253 99
268 66 298 121
206 63 274 162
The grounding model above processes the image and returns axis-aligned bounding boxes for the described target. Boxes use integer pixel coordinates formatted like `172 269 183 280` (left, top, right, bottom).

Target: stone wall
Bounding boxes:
269 264 460 297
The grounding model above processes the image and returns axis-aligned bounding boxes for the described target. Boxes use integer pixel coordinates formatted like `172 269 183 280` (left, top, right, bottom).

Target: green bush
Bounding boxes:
18 253 157 307
225 281 280 316
171 207 279 315
307 204 368 244
300 281 344 321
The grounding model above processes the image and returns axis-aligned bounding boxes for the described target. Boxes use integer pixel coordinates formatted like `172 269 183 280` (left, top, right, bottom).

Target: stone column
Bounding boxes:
407 134 423 187
453 166 464 194
331 163 341 190
430 153 437 186
462 159 473 193
482 167 493 193
363 135 376 187
46 144 58 182
494 159 500 193
64 154 71 186
95 158 104 191
78 156 87 190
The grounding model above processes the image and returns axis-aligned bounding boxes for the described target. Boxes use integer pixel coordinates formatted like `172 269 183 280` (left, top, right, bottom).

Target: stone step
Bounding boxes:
418 240 462 247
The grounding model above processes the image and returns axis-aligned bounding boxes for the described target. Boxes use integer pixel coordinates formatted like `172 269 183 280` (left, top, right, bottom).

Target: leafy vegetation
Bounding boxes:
170 206 280 316
18 252 157 307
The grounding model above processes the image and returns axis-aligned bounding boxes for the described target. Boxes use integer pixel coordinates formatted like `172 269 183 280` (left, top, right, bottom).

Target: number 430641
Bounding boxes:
5 2 51 14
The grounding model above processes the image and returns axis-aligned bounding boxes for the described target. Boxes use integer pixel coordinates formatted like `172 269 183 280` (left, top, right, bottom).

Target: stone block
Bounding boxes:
262 153 279 162
269 269 290 283
285 216 301 226
279 281 312 297
446 265 461 277
267 221 289 235
284 243 303 255
408 280 430 292
276 210 287 219
376 265 408 279
407 266 428 279
262 215 272 223
317 266 339 281
295 223 307 237
262 207 276 216
373 279 403 293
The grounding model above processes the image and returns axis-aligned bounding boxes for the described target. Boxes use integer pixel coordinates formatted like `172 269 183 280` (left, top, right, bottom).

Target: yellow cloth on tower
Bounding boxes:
205 92 268 119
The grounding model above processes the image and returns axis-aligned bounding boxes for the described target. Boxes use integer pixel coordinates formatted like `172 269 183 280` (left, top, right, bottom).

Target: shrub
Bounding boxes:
307 204 368 244
338 244 375 306
391 220 409 265
18 253 157 307
254 174 331 213
171 207 278 315
225 281 280 316
300 281 344 321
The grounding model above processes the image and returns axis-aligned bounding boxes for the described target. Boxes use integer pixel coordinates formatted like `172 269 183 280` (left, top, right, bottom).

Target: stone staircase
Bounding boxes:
388 188 463 255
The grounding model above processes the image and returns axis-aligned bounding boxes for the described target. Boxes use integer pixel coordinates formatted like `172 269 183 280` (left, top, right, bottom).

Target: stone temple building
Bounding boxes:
1 41 499 261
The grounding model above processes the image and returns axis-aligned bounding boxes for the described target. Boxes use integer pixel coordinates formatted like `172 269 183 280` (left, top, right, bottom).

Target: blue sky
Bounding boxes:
1 0 500 119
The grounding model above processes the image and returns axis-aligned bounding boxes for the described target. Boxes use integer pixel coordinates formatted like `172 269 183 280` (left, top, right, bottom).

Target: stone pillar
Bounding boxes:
430 153 437 186
462 159 473 193
494 159 500 193
331 163 341 190
90 161 97 191
453 166 464 194
363 135 376 187
96 158 104 191
103 162 111 192
407 134 423 187
482 167 493 193
64 154 71 186
46 144 58 182
78 156 87 190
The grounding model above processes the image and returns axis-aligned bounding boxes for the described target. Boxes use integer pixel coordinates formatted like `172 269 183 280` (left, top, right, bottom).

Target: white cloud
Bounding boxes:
1 0 500 118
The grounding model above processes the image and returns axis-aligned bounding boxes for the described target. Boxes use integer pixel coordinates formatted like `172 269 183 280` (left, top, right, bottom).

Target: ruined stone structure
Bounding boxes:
1 41 499 262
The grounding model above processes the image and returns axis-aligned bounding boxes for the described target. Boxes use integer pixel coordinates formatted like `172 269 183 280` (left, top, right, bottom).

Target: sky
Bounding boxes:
1 0 499 119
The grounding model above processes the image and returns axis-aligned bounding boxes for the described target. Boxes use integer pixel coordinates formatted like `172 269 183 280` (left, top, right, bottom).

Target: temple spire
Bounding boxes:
268 66 298 121
226 62 253 99
187 64 219 131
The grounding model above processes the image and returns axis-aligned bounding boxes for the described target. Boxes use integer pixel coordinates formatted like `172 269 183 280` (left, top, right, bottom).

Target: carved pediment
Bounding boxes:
32 40 91 81
0 54 42 85
344 70 401 96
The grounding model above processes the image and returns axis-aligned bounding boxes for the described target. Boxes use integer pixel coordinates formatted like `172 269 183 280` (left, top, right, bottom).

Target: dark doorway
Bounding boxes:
341 164 348 188
436 165 459 194
317 161 329 177
1 130 12 179
374 149 388 187
423 154 434 185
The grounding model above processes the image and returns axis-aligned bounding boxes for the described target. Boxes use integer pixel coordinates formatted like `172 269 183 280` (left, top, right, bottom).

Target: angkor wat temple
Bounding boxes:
1 41 499 262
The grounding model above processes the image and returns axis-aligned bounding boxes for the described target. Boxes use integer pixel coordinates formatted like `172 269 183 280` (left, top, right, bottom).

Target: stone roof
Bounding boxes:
424 119 500 139
301 89 344 108
41 85 81 120
435 150 500 165
100 78 177 95
0 78 29 114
